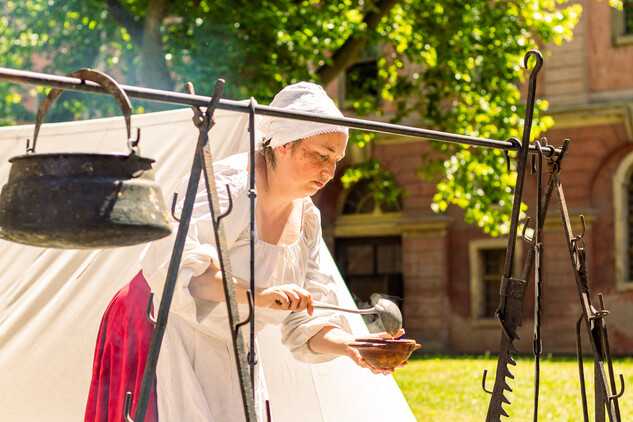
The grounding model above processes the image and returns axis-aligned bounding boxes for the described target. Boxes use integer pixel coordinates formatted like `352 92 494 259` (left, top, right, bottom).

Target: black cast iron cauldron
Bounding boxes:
0 69 172 249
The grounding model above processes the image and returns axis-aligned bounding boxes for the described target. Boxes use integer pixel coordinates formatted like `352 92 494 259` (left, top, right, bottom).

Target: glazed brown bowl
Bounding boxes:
350 338 421 369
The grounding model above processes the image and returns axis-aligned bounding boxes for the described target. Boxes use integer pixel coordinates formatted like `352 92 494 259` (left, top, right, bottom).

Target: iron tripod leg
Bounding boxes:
126 80 257 422
553 164 625 422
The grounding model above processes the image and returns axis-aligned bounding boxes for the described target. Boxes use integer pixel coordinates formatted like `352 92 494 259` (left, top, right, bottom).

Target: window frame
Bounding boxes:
611 2 633 46
334 235 404 313
612 149 633 291
337 43 381 108
469 238 523 326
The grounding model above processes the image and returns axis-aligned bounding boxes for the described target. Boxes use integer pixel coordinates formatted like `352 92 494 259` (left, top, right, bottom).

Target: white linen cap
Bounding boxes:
258 82 349 148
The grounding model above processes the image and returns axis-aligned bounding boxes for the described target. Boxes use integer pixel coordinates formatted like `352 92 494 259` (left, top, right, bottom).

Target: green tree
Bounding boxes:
0 0 611 234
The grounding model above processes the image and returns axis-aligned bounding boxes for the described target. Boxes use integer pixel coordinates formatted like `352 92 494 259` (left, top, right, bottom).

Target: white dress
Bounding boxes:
140 152 350 421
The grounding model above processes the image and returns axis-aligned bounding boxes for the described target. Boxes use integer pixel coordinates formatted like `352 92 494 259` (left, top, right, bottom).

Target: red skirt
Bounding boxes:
84 270 158 422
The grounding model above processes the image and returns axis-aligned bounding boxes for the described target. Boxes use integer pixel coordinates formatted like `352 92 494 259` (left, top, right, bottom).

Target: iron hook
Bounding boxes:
503 150 511 172
531 139 542 174
572 215 587 252
482 369 493 395
146 292 157 326
609 374 626 400
171 192 181 222
237 291 257 365
128 128 141 155
538 137 552 158
531 139 544 174
25 138 35 154
522 216 533 243
236 289 255 330
524 49 544 79
217 184 233 222
503 137 521 172
124 391 135 422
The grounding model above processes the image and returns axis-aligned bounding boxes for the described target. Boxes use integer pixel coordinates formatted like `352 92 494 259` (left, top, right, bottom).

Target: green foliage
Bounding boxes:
394 354 633 421
0 0 586 233
341 158 408 209
378 0 579 234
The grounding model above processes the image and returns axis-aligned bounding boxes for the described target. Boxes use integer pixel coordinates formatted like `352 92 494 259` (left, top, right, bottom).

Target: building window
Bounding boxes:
339 44 380 107
613 151 633 291
469 238 522 324
611 1 633 45
335 236 403 331
480 249 505 319
341 178 402 215
624 1 633 34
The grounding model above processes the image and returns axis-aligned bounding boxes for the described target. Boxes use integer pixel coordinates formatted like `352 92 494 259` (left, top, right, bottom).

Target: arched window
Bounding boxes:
341 179 402 215
612 150 633 291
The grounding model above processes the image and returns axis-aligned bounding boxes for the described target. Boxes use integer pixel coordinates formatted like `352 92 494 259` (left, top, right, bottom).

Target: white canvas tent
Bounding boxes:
0 108 415 421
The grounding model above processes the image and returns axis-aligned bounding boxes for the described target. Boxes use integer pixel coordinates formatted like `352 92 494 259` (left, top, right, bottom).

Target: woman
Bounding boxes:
86 82 401 422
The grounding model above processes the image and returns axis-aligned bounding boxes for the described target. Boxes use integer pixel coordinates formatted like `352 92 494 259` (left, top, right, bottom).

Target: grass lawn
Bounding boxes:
393 354 633 421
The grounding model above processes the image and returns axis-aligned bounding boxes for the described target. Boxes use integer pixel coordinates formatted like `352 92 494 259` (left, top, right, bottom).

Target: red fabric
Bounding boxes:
84 271 158 422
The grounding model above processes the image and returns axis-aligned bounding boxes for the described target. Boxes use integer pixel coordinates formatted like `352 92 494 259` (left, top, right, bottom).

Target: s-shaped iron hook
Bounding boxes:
522 50 544 148
524 50 544 80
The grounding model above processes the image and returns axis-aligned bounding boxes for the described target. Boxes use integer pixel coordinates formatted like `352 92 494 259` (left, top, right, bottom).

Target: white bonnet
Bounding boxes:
258 82 349 149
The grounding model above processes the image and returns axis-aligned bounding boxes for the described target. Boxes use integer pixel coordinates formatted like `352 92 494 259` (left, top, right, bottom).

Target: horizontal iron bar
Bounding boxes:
0 67 560 156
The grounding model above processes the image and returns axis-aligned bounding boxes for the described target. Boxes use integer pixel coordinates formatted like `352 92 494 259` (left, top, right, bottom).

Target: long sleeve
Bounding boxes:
280 205 351 363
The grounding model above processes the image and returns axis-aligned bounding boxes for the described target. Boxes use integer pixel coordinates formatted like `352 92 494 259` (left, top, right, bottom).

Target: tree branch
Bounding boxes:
316 0 398 85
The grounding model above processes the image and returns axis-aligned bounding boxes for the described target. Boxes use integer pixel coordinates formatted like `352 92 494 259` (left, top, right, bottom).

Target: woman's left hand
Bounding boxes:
347 328 407 375
347 347 407 375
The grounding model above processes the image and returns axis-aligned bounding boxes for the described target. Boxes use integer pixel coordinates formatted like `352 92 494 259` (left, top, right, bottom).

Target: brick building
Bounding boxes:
315 0 633 355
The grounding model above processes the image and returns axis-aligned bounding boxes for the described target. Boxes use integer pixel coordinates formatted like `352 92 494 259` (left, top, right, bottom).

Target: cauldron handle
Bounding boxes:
29 68 133 153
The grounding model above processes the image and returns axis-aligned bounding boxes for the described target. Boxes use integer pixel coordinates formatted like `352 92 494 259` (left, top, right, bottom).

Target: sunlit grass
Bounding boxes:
393 354 633 421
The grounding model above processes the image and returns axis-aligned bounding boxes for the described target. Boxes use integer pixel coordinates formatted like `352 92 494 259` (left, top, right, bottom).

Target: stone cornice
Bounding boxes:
547 101 633 141
333 213 452 238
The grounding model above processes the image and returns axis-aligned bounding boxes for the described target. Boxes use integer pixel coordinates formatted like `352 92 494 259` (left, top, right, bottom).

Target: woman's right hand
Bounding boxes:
256 284 314 315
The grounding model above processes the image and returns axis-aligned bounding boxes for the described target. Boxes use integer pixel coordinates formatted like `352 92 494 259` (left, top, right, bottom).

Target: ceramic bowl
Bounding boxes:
350 338 421 369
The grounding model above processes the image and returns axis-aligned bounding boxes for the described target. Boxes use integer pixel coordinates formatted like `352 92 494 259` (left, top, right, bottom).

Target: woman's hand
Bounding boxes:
346 347 407 375
256 284 314 315
308 327 408 375
347 328 408 375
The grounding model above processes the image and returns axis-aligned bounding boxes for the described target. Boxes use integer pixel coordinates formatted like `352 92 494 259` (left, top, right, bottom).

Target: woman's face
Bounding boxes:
275 131 347 198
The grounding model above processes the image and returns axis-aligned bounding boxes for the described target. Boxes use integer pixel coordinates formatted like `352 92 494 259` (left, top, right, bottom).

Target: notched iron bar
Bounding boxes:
485 49 544 422
0 66 561 157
